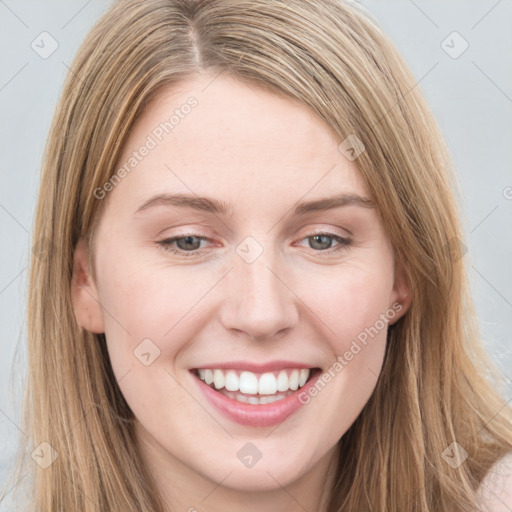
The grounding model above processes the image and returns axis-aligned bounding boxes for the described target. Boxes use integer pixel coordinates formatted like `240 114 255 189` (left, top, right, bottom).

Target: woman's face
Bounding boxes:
72 72 410 497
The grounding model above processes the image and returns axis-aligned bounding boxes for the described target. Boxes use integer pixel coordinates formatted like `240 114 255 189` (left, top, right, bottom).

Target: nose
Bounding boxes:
219 242 299 342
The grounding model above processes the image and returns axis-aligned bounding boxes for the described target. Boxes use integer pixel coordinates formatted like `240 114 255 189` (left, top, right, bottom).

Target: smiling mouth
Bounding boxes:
191 367 320 405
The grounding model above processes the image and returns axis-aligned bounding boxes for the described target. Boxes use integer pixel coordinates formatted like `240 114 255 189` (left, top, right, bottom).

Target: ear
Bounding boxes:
388 259 412 325
71 237 105 333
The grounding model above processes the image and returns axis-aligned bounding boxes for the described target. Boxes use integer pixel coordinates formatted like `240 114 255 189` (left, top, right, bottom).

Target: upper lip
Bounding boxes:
190 360 316 373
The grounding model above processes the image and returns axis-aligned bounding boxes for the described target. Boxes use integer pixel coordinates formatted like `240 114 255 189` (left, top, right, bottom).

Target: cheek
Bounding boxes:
295 262 393 423
94 247 214 376
300 261 394 349
96 256 208 430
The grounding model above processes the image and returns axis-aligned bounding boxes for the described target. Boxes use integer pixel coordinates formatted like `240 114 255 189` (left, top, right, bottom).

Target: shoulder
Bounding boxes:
477 451 512 512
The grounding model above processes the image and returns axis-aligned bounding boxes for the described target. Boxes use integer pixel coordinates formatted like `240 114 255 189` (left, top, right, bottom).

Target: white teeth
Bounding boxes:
299 369 309 387
289 369 299 391
213 369 224 390
220 389 291 404
239 371 259 394
224 370 239 391
204 369 214 385
276 370 289 392
258 372 277 395
195 367 312 396
263 394 287 404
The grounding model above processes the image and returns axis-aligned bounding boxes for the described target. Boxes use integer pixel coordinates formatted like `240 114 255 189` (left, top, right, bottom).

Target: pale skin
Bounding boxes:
71 71 412 511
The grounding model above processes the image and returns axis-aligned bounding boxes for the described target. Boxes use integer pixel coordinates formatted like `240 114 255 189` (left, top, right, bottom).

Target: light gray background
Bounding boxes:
1 0 511 506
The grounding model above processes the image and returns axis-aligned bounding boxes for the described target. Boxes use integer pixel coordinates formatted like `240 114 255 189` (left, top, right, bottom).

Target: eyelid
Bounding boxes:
154 224 214 239
156 229 353 257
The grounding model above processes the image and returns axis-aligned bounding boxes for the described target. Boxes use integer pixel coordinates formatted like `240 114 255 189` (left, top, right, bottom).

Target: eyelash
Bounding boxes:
156 232 352 257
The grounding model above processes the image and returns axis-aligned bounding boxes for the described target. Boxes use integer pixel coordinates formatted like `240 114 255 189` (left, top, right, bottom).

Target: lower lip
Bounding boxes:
192 370 321 427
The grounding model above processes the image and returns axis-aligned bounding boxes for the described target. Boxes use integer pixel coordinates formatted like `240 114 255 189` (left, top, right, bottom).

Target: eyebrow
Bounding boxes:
134 192 375 217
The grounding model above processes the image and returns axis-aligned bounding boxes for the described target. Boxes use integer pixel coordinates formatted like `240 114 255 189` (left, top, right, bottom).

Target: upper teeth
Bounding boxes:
197 368 311 395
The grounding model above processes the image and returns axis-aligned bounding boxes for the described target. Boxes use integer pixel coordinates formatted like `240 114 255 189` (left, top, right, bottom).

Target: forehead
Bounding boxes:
107 72 370 215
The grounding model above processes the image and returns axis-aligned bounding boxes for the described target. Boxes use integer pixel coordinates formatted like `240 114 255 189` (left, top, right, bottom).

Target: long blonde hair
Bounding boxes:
3 0 512 510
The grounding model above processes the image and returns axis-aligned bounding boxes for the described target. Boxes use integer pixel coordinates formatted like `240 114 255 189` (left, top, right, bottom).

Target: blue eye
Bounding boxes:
157 232 352 257
301 234 352 252
158 235 208 256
